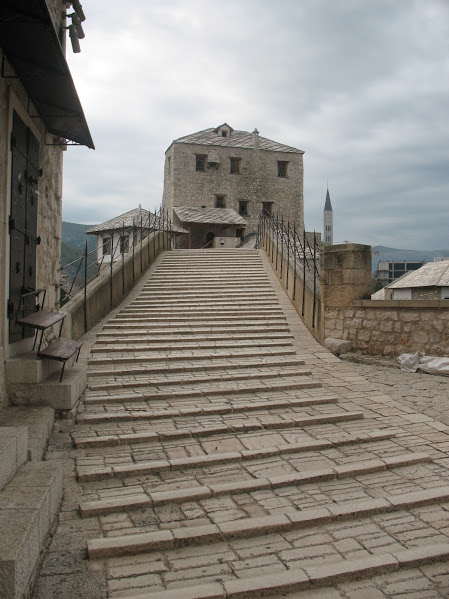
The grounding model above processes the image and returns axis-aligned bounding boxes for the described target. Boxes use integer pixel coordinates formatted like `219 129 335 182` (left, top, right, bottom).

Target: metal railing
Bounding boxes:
57 207 175 328
256 211 321 327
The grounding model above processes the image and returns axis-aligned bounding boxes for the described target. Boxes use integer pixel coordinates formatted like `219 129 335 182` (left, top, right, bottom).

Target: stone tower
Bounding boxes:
323 188 333 244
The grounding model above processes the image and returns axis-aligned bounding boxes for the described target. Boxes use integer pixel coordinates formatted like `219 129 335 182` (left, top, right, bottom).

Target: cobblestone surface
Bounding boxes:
32 250 449 599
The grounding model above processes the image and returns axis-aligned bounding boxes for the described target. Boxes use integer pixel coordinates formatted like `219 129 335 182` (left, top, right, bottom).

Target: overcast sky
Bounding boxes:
63 0 449 250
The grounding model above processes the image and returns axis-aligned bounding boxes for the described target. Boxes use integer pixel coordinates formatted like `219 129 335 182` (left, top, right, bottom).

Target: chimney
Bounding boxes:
252 128 260 150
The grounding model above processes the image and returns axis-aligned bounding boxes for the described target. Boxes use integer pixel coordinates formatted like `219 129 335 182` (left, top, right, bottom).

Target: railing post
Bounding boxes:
302 229 306 317
140 214 143 273
122 221 125 296
132 220 135 284
275 215 279 271
293 222 296 300
153 210 156 256
312 230 317 328
110 226 114 307
271 215 274 262
147 209 151 264
286 220 289 291
280 216 284 279
158 206 161 253
83 240 88 333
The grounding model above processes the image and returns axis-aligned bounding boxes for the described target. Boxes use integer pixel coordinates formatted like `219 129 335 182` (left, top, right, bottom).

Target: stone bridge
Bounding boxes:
33 249 449 598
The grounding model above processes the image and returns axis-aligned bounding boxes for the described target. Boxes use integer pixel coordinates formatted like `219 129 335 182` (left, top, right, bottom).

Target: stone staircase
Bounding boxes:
72 249 449 598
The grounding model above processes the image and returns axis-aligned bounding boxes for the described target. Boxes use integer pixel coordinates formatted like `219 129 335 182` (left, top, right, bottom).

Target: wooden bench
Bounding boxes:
16 290 82 382
38 338 83 382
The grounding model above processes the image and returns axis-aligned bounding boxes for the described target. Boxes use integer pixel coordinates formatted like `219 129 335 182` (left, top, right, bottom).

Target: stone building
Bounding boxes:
0 0 93 409
162 123 304 248
85 206 187 264
388 260 449 300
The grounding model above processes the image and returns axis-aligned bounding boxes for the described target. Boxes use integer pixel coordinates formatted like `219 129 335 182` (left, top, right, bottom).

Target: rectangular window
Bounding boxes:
277 161 288 177
239 200 248 216
215 195 226 208
167 156 171 174
222 131 227 137
120 235 130 254
196 154 206 171
230 157 241 174
262 202 273 216
103 236 112 255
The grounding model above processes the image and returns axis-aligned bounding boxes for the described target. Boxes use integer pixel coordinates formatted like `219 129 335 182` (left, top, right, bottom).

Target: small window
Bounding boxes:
103 236 112 255
239 200 248 216
120 235 130 254
215 195 226 208
196 154 207 171
262 202 273 216
167 156 171 174
222 131 227 137
230 158 241 174
277 161 288 177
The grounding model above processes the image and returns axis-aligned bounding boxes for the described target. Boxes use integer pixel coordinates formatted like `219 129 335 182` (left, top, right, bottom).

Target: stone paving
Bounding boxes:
32 249 449 599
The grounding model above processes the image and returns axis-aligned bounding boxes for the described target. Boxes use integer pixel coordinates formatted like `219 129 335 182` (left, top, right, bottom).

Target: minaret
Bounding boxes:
323 188 333 244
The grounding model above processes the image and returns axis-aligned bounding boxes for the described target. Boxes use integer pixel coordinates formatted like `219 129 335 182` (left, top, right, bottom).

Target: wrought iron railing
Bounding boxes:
256 212 321 327
57 207 175 317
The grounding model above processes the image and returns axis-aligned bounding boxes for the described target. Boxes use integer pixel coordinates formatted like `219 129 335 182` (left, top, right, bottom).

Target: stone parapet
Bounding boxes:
325 302 449 357
321 244 372 307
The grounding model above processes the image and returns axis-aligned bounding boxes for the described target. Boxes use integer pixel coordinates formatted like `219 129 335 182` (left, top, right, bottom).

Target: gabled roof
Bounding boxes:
174 207 246 226
324 189 332 211
85 207 187 234
170 125 304 154
389 261 449 288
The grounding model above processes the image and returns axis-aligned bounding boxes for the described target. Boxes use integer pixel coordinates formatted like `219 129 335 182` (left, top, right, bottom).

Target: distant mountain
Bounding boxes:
61 222 97 284
372 246 449 273
62 221 96 251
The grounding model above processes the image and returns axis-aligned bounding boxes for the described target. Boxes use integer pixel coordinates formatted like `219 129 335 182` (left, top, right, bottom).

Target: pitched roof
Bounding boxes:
85 207 187 234
174 207 247 226
324 189 332 211
170 125 304 154
389 261 449 288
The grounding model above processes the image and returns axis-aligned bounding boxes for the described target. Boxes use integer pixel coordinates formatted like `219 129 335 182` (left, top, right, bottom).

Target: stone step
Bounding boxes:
77 393 333 425
81 452 430 517
73 410 363 447
102 319 289 330
86 364 312 392
86 480 446 561
100 542 449 599
117 308 284 317
109 314 287 324
137 290 278 299
87 356 305 378
0 406 55 462
96 328 292 339
0 461 63 599
76 429 395 481
89 346 296 366
90 339 294 354
0 427 28 492
83 376 322 405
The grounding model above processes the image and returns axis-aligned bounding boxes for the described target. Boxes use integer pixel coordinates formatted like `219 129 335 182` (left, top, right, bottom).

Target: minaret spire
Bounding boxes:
323 187 333 244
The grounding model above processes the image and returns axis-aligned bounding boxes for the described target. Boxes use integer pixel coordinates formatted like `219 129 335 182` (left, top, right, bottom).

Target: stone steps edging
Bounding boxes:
86 481 446 560
74 410 361 448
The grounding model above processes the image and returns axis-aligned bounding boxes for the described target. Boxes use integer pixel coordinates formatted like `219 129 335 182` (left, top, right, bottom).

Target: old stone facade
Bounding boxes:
0 1 93 409
162 123 304 248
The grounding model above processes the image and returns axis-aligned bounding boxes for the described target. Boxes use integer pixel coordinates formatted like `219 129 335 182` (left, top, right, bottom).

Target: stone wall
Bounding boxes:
163 136 304 236
0 0 67 408
325 300 449 357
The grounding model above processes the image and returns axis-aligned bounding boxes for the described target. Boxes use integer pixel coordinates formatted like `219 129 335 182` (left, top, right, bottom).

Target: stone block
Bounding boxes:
0 509 40 599
0 428 28 492
5 352 60 385
8 365 87 412
324 338 352 355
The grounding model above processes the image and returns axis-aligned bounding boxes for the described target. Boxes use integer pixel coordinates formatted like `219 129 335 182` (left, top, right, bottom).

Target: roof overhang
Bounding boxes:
0 0 94 149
